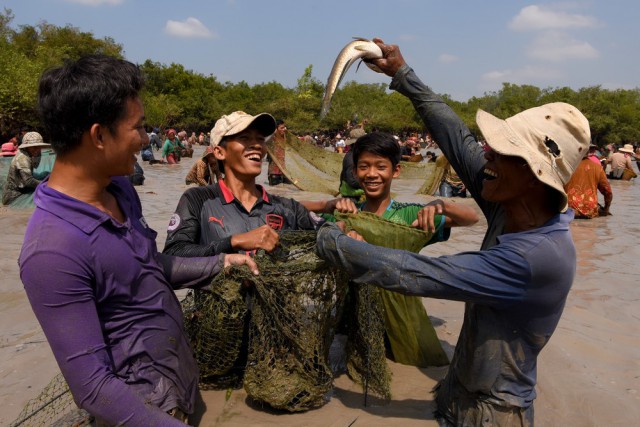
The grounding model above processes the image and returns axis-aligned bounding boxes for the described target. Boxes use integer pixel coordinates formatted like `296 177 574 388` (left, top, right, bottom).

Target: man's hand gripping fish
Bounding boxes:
319 38 383 120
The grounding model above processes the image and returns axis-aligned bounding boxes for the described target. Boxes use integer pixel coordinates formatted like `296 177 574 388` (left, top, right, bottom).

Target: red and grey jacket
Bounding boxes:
162 180 322 257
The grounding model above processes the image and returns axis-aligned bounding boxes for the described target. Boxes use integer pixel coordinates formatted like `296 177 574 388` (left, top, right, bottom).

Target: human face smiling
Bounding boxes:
275 123 287 138
101 96 147 177
216 127 266 179
481 146 536 204
355 151 400 201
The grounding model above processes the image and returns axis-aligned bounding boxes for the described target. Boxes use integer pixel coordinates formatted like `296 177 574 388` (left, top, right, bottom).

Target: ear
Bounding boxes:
87 123 107 151
392 163 401 179
213 145 225 161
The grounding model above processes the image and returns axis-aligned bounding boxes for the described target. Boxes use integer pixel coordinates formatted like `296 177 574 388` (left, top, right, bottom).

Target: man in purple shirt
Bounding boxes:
19 55 258 426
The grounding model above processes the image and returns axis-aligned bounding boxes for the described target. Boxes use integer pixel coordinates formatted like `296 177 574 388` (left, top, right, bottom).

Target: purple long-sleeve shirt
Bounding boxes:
20 176 223 426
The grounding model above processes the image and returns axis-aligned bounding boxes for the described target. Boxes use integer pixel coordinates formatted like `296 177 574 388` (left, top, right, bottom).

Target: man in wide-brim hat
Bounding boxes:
316 38 593 426
2 131 50 205
607 143 636 179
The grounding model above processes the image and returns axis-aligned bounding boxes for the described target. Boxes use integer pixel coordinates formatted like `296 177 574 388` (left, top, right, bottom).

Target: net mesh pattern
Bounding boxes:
11 229 397 421
266 134 443 196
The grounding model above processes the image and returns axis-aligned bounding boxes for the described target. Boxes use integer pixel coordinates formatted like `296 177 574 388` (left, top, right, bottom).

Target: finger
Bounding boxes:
244 257 260 275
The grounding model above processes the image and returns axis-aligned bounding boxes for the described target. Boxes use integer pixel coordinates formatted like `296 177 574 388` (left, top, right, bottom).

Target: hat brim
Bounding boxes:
227 113 276 139
619 148 634 154
476 108 569 212
20 142 51 149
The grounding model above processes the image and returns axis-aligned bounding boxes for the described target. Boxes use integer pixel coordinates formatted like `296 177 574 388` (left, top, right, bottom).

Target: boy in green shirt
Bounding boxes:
331 132 479 367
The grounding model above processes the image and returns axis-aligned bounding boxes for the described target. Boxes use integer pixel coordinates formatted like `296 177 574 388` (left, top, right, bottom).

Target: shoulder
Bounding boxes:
177 184 219 211
268 193 307 211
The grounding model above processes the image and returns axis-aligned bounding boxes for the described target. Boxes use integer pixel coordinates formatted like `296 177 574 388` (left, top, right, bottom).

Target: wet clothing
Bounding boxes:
565 158 612 218
162 138 180 164
163 179 320 256
2 150 42 205
20 176 224 426
608 152 634 179
317 65 577 426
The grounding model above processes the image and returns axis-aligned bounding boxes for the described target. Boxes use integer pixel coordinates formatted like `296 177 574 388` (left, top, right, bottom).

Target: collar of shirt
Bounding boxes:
34 176 133 235
496 210 573 245
218 178 270 205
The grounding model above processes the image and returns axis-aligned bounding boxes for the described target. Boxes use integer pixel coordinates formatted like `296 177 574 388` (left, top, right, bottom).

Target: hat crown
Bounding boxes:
20 131 49 148
209 111 276 148
619 144 634 153
507 102 590 182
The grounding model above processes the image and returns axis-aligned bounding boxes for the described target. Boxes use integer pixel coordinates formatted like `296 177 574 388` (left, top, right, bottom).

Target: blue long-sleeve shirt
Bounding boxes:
316 65 577 423
20 176 223 426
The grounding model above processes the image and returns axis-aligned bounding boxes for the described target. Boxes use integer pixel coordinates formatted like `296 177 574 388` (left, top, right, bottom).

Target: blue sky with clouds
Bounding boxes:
5 0 639 101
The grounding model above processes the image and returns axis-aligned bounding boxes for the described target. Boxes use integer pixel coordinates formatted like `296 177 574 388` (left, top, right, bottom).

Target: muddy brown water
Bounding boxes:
1 145 638 426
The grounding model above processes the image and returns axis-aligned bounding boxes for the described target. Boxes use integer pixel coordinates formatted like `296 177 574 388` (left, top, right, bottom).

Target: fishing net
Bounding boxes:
266 133 443 196
12 227 400 421
336 212 450 368
184 229 392 410
9 373 91 427
181 278 249 389
185 230 357 411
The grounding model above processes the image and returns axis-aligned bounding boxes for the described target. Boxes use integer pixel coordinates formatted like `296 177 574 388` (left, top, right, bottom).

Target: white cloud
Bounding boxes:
438 53 459 64
164 18 216 39
64 0 123 5
509 5 599 32
397 34 416 42
482 65 564 84
528 31 599 61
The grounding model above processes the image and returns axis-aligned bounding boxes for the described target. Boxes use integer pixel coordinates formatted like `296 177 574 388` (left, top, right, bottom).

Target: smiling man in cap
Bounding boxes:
163 111 331 385
316 39 591 426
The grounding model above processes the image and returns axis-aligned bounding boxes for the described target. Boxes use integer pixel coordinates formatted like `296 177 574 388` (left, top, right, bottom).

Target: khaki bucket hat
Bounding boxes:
476 102 591 212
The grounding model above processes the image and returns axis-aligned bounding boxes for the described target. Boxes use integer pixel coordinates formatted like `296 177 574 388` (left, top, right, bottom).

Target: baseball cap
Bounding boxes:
210 111 276 148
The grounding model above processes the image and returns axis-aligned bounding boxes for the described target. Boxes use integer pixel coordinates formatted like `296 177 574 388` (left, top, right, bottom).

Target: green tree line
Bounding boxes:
2 9 639 146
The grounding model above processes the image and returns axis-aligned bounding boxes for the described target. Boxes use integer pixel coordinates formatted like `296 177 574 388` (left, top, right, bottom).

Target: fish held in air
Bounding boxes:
320 38 383 120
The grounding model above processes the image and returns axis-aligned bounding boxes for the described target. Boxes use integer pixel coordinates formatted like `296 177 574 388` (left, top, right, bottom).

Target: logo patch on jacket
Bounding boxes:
167 213 180 232
208 215 225 227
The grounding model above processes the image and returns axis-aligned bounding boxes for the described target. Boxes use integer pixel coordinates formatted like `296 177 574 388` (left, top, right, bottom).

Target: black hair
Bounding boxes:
276 119 285 127
351 132 401 167
38 54 144 156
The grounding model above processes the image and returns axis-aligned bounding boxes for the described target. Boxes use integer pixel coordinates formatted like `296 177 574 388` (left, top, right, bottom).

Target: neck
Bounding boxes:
222 174 260 209
502 197 556 233
362 195 392 216
47 155 112 204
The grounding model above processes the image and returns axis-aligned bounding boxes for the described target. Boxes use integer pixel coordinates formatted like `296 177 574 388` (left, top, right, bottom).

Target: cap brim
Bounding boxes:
226 113 275 138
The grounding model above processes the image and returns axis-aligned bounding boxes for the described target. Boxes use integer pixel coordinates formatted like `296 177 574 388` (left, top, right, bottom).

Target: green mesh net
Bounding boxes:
12 227 403 421
9 373 91 427
336 212 450 368
266 134 444 196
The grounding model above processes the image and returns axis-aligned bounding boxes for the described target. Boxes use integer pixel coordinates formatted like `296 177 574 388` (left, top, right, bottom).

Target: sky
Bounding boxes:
4 0 640 101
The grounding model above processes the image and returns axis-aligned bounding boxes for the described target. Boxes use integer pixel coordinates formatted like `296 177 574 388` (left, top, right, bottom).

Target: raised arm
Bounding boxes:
368 38 490 215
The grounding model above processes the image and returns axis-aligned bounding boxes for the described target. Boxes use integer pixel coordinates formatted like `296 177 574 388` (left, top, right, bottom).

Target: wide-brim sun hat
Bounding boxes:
618 144 634 154
210 111 276 148
476 102 591 212
19 132 50 149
